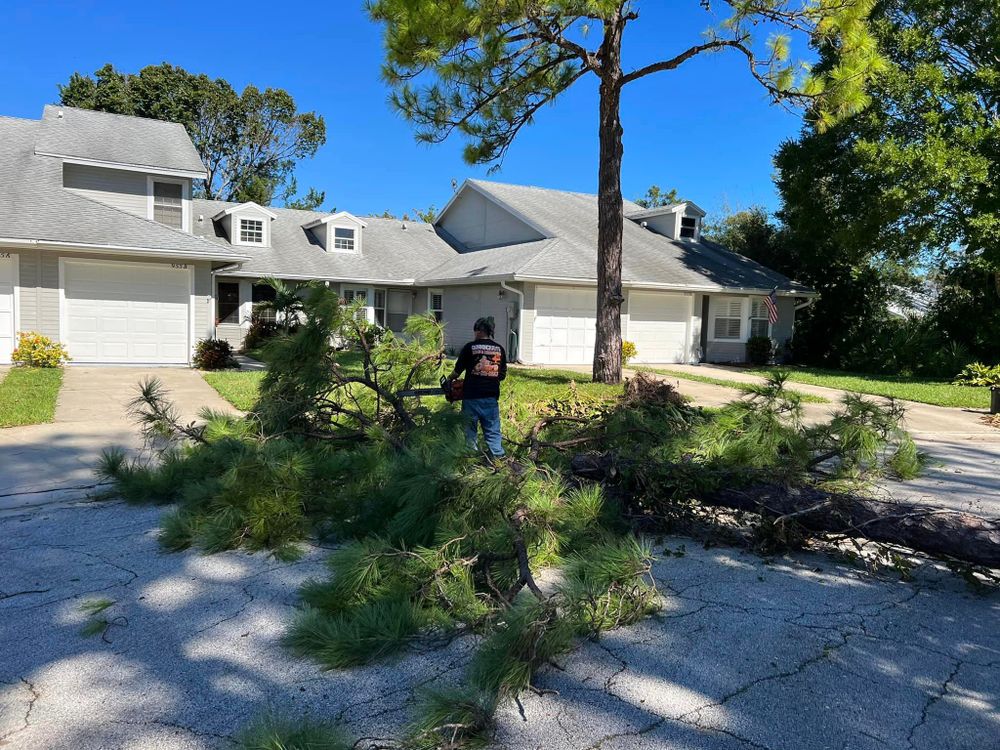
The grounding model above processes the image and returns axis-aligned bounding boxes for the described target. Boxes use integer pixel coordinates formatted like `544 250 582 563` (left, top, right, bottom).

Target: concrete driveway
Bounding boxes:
0 501 996 750
0 367 236 513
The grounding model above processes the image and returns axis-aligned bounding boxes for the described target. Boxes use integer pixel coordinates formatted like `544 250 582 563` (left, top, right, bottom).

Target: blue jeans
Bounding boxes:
461 398 505 457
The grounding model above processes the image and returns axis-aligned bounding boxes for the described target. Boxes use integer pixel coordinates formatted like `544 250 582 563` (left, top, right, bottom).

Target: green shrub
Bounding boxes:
193 338 238 370
242 312 281 352
953 362 1000 388
237 712 349 750
11 332 70 367
746 336 773 366
621 340 637 367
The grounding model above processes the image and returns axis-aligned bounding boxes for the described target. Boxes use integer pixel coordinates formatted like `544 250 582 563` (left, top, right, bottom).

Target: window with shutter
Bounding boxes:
429 290 444 323
749 298 770 338
712 298 743 340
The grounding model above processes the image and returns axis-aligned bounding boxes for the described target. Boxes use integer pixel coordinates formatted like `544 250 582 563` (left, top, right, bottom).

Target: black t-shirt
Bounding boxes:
453 338 507 400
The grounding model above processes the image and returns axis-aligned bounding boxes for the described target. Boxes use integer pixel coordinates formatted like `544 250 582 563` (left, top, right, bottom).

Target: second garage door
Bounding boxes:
628 291 691 364
63 259 191 364
533 286 597 365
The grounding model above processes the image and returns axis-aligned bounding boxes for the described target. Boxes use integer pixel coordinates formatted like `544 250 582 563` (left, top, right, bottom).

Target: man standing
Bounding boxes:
449 316 507 457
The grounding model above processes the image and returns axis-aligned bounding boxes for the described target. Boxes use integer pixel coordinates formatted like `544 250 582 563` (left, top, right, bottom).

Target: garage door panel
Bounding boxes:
64 260 191 364
628 292 690 364
533 286 597 365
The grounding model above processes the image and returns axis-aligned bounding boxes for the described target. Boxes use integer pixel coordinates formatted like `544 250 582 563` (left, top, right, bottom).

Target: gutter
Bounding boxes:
0 236 249 263
795 297 817 311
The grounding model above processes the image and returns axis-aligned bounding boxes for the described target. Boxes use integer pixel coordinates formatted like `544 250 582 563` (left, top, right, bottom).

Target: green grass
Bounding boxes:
201 370 266 411
745 367 990 409
0 367 64 427
202 351 622 414
646 367 830 404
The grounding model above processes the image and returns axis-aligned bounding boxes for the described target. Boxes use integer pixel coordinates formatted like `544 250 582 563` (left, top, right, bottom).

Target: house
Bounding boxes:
0 105 813 367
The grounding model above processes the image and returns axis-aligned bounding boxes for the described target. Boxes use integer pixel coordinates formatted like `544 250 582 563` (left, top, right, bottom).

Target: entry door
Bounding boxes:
63 259 191 364
0 253 16 364
532 286 597 365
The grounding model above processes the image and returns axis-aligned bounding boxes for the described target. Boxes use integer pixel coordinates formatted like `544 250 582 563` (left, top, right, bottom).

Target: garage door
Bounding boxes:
533 286 596 365
628 291 691 364
63 259 191 364
0 253 15 364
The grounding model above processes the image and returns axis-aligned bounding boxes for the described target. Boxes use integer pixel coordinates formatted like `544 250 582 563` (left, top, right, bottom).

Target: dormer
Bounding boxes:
302 211 367 254
213 202 278 248
628 201 707 242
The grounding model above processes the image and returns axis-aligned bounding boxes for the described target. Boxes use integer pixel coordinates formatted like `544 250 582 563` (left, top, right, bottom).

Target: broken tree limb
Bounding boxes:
570 453 1000 569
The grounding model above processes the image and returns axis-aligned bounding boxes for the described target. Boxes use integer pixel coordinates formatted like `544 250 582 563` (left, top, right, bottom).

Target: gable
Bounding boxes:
437 186 545 250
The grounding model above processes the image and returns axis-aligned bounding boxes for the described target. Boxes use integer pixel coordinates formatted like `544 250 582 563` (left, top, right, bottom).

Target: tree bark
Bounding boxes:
592 19 626 385
571 454 1000 568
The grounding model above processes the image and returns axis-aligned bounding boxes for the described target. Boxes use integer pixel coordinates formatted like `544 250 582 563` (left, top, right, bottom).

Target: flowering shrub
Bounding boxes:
11 332 70 368
621 340 638 368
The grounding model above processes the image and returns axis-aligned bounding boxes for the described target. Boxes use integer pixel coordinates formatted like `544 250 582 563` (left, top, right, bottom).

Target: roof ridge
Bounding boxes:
0 115 39 125
44 103 189 130
470 178 600 200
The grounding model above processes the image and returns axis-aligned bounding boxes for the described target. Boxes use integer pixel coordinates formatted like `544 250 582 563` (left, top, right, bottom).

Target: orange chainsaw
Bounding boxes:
397 376 464 402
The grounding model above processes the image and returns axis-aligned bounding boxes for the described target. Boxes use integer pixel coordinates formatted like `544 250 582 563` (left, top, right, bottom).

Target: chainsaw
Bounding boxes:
397 376 464 402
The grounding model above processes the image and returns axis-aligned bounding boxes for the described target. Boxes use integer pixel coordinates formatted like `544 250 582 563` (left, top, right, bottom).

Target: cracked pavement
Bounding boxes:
1 499 997 749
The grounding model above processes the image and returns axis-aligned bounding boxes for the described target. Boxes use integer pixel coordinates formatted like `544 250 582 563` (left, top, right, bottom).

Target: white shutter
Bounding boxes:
711 298 744 340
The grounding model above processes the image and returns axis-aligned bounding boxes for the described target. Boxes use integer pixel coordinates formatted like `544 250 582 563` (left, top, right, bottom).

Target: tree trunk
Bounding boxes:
571 454 1000 568
592 21 626 385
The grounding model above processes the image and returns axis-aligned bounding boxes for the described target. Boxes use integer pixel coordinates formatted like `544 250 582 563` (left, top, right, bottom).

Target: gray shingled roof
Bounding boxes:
192 199 457 281
34 105 206 175
0 115 243 260
462 180 810 294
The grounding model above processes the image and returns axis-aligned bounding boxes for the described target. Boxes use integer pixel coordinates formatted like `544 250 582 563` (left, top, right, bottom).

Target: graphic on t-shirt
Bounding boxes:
470 343 502 378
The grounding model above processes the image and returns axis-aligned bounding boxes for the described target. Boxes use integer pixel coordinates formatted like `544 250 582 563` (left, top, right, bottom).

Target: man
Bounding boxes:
449 316 507 457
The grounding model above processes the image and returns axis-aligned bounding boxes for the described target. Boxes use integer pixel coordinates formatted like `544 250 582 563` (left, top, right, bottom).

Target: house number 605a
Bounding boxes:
171 263 188 269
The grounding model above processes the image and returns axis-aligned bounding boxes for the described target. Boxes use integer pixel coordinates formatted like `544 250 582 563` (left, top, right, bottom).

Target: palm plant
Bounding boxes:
257 276 305 333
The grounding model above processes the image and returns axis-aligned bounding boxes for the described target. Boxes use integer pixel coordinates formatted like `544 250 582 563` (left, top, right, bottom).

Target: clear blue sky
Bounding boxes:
2 1 809 220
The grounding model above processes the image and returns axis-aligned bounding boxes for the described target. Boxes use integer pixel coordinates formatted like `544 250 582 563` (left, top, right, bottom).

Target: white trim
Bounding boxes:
34 152 207 180
146 175 191 233
427 288 444 323
211 201 279 220
342 285 374 323
627 200 708 219
0 252 18 364
747 296 773 340
235 216 268 247
301 211 367 229
0 237 247 263
59 257 194 365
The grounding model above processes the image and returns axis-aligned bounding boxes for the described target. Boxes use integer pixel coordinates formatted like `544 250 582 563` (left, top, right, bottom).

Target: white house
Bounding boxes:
0 105 813 367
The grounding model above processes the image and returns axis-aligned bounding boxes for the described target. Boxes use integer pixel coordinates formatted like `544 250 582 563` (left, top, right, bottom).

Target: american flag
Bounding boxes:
763 288 779 324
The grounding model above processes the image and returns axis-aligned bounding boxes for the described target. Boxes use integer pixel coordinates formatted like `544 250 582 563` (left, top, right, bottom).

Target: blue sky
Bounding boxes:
2 1 809 220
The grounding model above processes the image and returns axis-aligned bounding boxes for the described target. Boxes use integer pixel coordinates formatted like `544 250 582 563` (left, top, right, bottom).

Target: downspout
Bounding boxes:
500 280 524 363
794 296 816 312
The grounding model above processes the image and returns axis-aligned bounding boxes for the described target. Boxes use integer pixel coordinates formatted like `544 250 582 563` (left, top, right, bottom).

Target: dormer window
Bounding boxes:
680 216 698 240
240 218 265 244
333 227 356 251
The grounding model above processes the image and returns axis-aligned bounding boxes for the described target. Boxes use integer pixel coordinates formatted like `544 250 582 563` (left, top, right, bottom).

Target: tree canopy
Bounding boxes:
59 63 327 207
368 0 885 383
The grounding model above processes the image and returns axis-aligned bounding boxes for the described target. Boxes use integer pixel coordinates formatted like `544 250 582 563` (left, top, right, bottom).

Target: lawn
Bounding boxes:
745 366 990 409
646 367 830 404
203 352 623 415
0 367 64 427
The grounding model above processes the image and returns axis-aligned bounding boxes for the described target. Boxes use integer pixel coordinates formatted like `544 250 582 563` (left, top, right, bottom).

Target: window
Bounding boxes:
240 218 264 244
252 283 277 323
343 288 368 321
373 290 386 327
333 227 356 251
217 282 240 325
749 298 771 339
680 216 698 239
712 298 743 340
153 181 183 229
429 290 444 323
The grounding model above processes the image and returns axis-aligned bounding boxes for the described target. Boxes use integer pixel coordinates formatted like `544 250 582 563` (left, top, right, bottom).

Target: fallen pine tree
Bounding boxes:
571 453 1000 568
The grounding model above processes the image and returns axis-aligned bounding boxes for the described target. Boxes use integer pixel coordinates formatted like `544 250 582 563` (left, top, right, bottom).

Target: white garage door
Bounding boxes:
0 253 16 364
63 260 191 364
533 286 597 365
628 291 691 364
